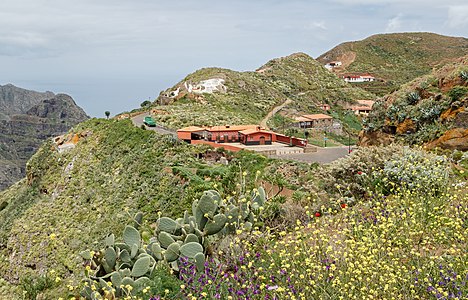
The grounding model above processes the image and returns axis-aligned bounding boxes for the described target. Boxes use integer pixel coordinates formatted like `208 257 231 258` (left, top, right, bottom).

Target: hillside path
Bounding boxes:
131 112 177 137
260 98 293 129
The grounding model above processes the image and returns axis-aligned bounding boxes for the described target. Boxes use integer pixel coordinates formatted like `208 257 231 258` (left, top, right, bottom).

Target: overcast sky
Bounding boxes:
1 0 467 117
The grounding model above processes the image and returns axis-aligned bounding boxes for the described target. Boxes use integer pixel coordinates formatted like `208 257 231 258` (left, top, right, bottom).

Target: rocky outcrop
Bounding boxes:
358 130 394 146
425 128 468 151
53 131 92 153
454 111 468 128
0 86 88 190
396 119 417 134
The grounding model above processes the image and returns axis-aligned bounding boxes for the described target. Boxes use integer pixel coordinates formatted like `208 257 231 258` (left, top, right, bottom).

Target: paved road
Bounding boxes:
131 112 177 137
270 146 352 164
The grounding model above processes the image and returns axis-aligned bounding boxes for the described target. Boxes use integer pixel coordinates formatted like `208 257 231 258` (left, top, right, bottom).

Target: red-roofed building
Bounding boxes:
239 128 275 145
177 125 259 143
295 114 334 129
346 100 375 116
177 125 308 148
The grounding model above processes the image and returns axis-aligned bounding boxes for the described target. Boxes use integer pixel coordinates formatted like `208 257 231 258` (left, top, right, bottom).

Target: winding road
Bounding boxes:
260 98 293 129
131 112 177 137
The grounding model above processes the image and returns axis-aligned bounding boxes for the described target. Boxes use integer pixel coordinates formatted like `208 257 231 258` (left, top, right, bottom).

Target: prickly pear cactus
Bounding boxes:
157 217 179 234
81 185 268 298
79 224 156 299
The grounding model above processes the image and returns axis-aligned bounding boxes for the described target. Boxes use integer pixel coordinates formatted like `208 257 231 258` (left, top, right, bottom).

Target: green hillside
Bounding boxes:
0 41 467 300
0 118 319 298
317 32 468 95
0 117 466 298
148 53 374 130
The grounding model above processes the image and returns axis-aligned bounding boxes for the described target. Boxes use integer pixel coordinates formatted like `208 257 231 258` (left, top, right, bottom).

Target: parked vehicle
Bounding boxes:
143 116 156 127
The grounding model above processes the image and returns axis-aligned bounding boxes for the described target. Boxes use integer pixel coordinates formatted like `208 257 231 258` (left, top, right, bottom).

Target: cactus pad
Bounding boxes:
123 225 141 247
164 242 180 262
180 242 203 258
194 252 205 272
204 214 227 235
158 232 175 249
131 256 151 277
157 217 178 234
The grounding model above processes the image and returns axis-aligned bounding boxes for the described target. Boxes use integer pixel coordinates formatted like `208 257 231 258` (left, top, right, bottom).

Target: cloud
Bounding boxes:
1 0 467 116
385 14 403 32
330 0 464 5
305 21 327 31
446 5 468 28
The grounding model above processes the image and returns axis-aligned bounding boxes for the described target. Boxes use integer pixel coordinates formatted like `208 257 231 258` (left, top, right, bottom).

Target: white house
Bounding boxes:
324 61 342 70
342 74 375 83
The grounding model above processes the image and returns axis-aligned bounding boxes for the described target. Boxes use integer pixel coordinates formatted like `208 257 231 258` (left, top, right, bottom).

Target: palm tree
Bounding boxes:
105 111 110 119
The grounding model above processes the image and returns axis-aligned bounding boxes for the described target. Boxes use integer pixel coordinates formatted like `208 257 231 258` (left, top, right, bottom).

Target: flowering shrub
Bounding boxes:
163 180 468 299
376 146 450 195
320 145 405 198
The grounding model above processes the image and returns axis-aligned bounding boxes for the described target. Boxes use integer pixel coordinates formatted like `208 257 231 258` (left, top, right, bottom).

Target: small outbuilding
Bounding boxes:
346 100 375 116
296 114 333 129
239 128 275 145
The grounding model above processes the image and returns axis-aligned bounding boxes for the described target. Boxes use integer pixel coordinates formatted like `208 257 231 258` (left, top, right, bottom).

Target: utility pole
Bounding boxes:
348 130 351 154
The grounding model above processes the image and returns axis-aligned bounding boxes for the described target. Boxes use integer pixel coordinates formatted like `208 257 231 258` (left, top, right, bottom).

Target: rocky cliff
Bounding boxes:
0 85 88 190
360 55 468 149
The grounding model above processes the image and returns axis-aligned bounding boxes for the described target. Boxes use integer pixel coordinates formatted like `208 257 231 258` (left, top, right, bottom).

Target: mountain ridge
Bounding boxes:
0 85 88 191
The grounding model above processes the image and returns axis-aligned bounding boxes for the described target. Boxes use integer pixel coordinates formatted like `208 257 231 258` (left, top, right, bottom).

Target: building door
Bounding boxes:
259 136 265 145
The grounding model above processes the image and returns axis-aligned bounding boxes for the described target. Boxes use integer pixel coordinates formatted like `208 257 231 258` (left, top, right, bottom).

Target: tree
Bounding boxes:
105 111 110 119
140 100 152 108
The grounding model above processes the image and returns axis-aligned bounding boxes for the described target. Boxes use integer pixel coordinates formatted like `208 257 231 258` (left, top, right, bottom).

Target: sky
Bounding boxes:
1 0 467 117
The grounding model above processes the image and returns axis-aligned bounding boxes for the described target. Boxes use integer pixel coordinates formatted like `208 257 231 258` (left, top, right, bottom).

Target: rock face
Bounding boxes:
0 84 54 120
0 85 88 190
426 128 468 151
396 119 416 134
360 55 468 149
358 130 394 146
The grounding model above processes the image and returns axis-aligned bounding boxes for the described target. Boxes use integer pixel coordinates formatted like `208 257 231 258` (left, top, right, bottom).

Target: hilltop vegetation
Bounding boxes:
148 53 373 130
362 55 468 149
318 32 468 95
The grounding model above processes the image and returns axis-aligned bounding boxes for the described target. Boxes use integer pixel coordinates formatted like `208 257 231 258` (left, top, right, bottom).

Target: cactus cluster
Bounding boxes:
80 223 155 298
460 70 468 82
80 188 267 298
406 91 421 105
149 188 266 272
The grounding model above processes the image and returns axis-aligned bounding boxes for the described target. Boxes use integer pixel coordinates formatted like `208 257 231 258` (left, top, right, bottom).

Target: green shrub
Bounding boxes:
448 86 468 102
460 70 468 82
406 91 421 105
19 273 56 300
